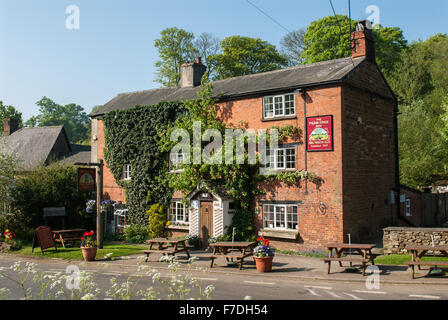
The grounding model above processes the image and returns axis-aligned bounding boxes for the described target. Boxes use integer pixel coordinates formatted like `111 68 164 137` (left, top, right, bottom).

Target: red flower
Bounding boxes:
81 237 84 241
264 239 270 246
257 237 263 242
83 232 88 236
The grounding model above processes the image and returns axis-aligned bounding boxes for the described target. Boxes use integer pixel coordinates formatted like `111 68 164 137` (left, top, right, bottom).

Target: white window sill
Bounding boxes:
259 228 299 240
169 169 185 173
166 225 190 231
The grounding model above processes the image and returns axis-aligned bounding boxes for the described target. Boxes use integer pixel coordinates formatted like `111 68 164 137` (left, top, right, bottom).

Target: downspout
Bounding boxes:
302 90 308 195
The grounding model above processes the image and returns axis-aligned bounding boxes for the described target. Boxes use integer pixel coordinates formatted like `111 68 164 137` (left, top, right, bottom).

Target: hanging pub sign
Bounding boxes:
77 168 96 191
306 115 334 152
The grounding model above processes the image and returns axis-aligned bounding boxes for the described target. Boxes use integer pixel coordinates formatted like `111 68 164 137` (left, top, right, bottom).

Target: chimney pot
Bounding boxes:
351 20 375 61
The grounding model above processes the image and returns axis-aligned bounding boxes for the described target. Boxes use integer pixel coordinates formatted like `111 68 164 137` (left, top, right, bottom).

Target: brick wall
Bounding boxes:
96 119 127 202
95 61 398 248
341 81 397 242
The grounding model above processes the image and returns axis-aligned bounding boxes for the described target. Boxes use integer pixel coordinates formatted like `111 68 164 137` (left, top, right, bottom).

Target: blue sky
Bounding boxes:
0 0 447 121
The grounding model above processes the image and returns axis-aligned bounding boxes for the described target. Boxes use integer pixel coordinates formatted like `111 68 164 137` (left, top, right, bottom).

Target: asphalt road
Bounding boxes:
0 257 447 300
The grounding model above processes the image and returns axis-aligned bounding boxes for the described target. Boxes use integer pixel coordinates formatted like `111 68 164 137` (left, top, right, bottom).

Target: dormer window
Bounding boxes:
263 94 295 119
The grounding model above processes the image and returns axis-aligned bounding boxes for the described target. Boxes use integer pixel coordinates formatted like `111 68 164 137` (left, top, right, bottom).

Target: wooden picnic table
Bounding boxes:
52 229 87 249
404 245 448 279
321 243 377 276
143 238 191 262
207 241 257 270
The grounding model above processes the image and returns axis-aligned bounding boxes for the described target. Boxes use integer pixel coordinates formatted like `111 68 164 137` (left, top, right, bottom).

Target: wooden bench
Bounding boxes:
206 253 252 270
404 261 448 279
143 238 190 262
321 257 371 276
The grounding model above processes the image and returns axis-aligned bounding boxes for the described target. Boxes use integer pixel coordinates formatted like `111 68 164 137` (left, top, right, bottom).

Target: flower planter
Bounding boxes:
254 256 274 273
81 247 98 261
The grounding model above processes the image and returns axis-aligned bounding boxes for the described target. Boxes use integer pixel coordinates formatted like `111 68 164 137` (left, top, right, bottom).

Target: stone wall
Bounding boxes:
383 227 448 254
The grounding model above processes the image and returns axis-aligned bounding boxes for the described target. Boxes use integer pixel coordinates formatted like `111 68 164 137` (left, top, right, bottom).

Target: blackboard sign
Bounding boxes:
32 226 57 253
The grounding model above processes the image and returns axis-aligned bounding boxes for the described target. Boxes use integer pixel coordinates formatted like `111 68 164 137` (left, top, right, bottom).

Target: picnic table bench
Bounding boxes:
404 245 448 279
206 241 257 270
52 229 87 249
321 243 377 276
143 238 191 262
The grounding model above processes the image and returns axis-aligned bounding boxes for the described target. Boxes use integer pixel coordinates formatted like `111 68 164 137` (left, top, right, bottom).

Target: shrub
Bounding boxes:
146 204 166 239
11 164 95 236
124 224 147 244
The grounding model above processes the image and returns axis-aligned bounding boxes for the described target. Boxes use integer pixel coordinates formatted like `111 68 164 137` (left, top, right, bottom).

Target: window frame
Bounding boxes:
169 151 186 172
405 199 411 217
265 146 296 170
263 94 295 119
263 204 298 231
168 201 189 225
122 164 131 180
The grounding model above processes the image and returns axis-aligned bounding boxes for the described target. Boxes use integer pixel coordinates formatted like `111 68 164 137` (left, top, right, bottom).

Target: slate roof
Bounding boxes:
0 126 90 170
60 144 92 165
91 56 366 117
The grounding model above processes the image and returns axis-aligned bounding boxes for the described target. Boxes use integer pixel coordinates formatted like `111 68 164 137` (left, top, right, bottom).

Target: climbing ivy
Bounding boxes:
103 77 318 234
103 102 185 224
160 77 318 241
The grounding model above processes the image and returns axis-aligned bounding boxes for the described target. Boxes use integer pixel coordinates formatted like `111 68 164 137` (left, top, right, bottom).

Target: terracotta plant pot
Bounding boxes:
254 256 274 272
81 247 98 261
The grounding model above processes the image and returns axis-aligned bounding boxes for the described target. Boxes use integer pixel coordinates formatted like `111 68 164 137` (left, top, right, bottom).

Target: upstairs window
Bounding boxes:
263 94 295 119
169 151 186 172
265 146 296 170
122 164 131 180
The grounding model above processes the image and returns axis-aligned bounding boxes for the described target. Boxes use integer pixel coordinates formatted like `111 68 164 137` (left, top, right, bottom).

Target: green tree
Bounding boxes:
24 97 90 144
388 34 448 106
398 100 448 188
301 15 407 76
0 101 23 131
0 151 18 213
154 27 198 87
208 36 288 80
280 29 306 66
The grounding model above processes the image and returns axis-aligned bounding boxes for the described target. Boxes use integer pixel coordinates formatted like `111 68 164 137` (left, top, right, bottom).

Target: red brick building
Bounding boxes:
91 21 400 249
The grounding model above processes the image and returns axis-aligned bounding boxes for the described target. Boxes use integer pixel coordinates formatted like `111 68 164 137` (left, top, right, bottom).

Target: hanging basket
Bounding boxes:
254 256 274 273
81 247 98 261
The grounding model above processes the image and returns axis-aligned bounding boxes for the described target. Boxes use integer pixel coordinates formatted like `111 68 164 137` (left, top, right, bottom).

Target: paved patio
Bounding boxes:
100 249 448 286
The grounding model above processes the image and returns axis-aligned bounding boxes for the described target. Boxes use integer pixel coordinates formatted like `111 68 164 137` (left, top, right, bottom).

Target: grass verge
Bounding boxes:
9 242 147 261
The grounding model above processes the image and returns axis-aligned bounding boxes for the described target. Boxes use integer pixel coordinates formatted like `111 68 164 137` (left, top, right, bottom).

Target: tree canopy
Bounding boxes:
25 97 90 144
154 27 198 87
208 36 288 80
300 15 407 76
0 101 23 131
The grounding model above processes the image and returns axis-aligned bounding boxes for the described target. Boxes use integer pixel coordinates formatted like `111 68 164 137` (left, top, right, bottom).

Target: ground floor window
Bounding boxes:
405 199 411 216
169 201 189 225
263 204 298 230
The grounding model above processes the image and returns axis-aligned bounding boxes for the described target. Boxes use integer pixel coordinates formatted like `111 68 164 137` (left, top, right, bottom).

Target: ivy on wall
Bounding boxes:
103 102 185 225
103 78 319 236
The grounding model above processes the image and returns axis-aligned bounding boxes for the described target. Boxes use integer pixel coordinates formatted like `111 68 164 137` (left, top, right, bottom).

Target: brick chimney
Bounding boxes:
2 118 19 136
180 57 207 88
351 20 375 61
